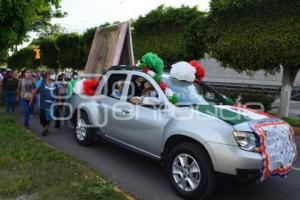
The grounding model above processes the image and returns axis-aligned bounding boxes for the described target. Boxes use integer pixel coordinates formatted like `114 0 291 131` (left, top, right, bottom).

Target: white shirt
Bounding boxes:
111 89 122 99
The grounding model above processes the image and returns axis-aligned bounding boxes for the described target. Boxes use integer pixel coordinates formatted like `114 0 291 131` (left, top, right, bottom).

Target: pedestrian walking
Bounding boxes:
2 70 18 113
16 69 36 127
0 72 3 106
12 70 18 79
35 70 44 108
31 69 58 136
54 74 67 129
34 70 43 81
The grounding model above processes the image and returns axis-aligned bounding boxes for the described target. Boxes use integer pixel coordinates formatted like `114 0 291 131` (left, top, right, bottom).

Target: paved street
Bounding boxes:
289 101 300 118
271 100 300 118
13 108 300 200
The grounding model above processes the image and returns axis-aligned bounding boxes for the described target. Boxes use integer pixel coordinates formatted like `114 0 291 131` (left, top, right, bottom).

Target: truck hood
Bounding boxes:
194 105 273 127
172 105 277 145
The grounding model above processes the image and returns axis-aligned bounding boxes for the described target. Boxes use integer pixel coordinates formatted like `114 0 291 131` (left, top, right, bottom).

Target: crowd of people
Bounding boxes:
0 68 79 136
1 68 162 136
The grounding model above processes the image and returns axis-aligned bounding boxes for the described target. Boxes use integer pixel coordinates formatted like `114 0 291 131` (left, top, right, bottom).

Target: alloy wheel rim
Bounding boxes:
76 119 87 141
172 153 201 192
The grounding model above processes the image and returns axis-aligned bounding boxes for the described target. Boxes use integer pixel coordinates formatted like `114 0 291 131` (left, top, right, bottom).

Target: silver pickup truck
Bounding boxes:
70 66 297 200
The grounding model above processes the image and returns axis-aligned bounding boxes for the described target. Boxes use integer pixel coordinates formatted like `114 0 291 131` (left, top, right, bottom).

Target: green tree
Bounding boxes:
39 37 59 70
78 23 112 68
38 23 66 37
7 45 39 70
56 33 82 69
0 0 63 61
204 0 300 117
0 51 8 64
79 27 97 68
132 5 207 67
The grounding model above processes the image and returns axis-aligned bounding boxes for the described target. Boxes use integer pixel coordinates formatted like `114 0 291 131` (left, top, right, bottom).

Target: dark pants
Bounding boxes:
30 97 36 115
20 98 34 127
4 90 16 113
63 97 71 126
54 106 62 128
39 109 51 127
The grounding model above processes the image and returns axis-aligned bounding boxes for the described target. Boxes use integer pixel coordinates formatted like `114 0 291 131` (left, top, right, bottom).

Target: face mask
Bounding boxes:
49 74 56 80
73 75 78 80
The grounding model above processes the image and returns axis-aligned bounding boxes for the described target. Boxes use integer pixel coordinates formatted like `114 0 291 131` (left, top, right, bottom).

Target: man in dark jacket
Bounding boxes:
2 70 19 113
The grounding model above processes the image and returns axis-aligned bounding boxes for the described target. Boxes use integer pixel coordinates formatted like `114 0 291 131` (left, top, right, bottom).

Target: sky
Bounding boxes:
51 0 210 33
23 0 209 48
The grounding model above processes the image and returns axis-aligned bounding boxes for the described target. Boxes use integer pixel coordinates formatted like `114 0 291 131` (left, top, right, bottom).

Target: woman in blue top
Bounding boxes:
30 69 57 136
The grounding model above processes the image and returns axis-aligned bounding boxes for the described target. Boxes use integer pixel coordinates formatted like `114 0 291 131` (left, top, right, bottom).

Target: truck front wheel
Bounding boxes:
75 112 96 146
166 143 216 200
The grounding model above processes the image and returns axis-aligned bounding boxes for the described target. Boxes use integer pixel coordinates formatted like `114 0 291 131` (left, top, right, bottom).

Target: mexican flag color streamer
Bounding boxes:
138 53 178 104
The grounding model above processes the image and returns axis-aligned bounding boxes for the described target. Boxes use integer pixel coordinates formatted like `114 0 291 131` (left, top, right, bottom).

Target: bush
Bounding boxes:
132 5 206 66
283 117 300 128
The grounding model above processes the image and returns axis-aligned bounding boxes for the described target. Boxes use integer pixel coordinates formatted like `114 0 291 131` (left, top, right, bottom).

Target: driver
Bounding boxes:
142 81 157 97
130 81 159 105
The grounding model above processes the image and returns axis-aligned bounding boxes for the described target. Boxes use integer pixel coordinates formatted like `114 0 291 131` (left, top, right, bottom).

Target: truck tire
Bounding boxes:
75 111 96 146
166 143 216 200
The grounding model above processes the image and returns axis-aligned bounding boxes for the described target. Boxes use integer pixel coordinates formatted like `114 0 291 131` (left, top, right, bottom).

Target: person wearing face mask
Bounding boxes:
2 70 19 113
72 72 79 80
30 69 58 136
54 74 67 129
17 69 36 127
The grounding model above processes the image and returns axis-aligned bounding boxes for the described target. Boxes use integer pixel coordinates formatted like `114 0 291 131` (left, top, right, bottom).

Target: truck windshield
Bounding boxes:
163 76 230 106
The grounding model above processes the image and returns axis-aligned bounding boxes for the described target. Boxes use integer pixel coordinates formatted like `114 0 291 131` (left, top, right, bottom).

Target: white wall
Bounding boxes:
200 57 300 87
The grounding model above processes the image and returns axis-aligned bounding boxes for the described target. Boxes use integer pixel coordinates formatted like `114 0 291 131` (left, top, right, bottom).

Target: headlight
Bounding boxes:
233 131 260 152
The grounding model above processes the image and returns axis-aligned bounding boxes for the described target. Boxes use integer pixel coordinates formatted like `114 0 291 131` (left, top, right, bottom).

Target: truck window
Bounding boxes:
127 75 159 99
101 74 127 99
